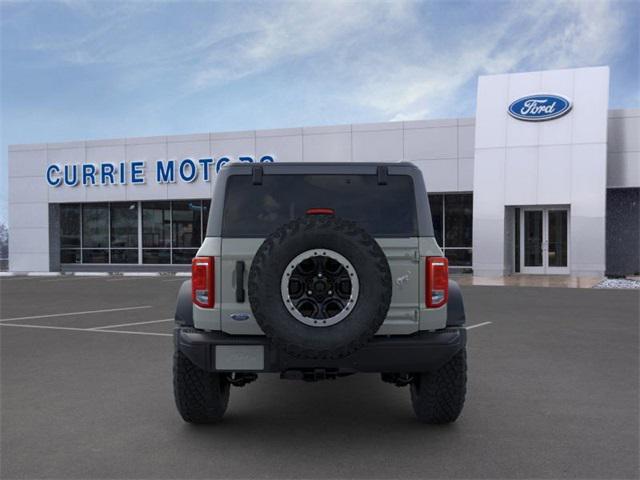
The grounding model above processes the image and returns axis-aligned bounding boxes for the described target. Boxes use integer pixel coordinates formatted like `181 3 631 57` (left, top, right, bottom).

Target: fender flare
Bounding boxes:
175 280 193 327
446 280 466 327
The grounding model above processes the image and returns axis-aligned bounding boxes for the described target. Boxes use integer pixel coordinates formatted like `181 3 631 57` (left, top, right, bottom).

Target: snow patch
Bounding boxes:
593 278 640 289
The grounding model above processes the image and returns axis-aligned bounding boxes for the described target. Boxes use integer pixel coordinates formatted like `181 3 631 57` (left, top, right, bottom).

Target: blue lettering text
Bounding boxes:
64 164 78 186
156 160 175 183
82 164 97 186
46 164 62 187
198 158 213 182
101 163 116 185
130 161 145 184
179 158 197 183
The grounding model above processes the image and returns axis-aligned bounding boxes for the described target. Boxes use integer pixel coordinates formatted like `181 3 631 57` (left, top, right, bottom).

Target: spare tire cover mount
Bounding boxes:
248 215 392 359
280 248 360 328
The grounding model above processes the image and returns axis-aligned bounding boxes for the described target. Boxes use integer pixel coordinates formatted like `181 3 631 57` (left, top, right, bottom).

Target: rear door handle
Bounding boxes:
235 261 245 303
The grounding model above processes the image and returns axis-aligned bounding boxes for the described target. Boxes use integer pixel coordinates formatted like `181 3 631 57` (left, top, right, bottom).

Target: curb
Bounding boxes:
70 272 110 277
121 272 162 277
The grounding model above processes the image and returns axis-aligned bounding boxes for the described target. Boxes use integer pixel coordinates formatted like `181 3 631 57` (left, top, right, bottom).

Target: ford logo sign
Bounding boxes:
508 94 572 121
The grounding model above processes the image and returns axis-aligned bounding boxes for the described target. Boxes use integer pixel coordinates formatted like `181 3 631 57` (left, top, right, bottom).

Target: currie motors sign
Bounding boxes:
508 94 572 121
46 155 275 187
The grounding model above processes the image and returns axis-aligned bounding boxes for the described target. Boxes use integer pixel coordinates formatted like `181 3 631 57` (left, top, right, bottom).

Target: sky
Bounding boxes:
1 0 638 225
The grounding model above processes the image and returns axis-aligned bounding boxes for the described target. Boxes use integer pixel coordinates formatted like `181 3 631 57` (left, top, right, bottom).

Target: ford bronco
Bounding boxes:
173 162 467 424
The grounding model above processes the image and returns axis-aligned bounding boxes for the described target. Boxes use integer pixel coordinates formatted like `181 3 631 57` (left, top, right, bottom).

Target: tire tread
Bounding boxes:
173 350 230 423
410 348 467 424
248 215 392 360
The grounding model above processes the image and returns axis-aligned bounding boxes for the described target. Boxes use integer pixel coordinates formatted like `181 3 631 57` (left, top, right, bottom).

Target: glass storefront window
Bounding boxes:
443 248 472 267
82 204 109 248
142 201 171 264
59 197 470 267
59 197 469 267
142 249 170 264
60 249 81 264
548 210 568 267
111 249 138 264
111 203 138 248
428 193 473 268
171 200 205 264
444 194 473 248
202 200 211 234
428 194 444 247
110 202 138 263
172 248 198 264
60 204 81 248
142 202 171 248
60 200 210 265
172 201 201 248
523 210 543 267
82 249 109 264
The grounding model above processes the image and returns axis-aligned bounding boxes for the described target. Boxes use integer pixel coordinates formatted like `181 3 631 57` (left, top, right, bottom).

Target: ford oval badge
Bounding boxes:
230 313 250 321
508 94 572 121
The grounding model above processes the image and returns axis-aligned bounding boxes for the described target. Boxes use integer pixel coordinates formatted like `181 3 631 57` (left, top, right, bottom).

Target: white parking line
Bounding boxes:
42 276 110 283
0 323 171 337
0 306 152 323
465 321 493 330
90 318 173 330
1 276 44 282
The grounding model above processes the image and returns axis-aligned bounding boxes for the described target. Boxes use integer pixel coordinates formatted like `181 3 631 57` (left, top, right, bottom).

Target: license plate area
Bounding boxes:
215 345 264 371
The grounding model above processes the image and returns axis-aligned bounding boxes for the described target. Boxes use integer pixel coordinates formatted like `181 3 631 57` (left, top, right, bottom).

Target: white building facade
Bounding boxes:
8 66 640 276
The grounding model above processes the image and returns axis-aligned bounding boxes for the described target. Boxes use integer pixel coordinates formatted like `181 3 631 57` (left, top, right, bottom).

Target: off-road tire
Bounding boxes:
173 349 230 424
248 214 392 360
410 348 467 424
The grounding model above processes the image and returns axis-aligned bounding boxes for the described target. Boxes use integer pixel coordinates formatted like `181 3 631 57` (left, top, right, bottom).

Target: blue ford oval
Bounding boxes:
508 94 572 121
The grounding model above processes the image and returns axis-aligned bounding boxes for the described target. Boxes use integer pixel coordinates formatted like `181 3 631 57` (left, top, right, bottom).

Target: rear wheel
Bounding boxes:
410 348 467 424
173 349 230 424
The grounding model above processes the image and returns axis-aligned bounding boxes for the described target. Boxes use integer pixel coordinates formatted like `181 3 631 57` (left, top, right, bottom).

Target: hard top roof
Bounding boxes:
225 161 418 169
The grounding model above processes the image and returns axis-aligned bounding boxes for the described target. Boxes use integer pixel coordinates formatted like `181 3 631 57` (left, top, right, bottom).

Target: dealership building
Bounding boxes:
7 66 640 276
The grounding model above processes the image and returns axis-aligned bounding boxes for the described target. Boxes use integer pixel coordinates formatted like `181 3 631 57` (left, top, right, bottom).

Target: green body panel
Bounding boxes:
192 236 446 334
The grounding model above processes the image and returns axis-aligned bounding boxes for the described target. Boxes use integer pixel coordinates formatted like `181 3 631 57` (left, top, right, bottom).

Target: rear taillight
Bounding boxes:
192 257 215 308
426 256 448 308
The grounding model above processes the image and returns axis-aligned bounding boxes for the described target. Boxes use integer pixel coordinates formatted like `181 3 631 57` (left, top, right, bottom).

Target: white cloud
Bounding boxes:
351 0 626 121
189 1 416 90
8 0 630 121
21 1 417 93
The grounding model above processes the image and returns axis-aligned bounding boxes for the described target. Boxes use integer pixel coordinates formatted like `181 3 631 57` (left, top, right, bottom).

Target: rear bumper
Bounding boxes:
175 327 466 374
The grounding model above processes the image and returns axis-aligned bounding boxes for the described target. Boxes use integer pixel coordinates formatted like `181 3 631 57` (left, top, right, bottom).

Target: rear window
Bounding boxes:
222 174 417 237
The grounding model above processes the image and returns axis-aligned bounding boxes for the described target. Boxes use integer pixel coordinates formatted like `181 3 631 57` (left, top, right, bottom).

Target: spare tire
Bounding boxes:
248 214 392 359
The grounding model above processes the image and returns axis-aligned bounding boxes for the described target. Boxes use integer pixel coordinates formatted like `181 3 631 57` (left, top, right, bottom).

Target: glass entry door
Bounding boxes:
520 208 569 274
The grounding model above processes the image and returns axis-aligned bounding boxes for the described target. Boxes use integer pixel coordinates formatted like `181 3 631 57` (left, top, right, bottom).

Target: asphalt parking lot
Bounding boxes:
1 276 638 479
